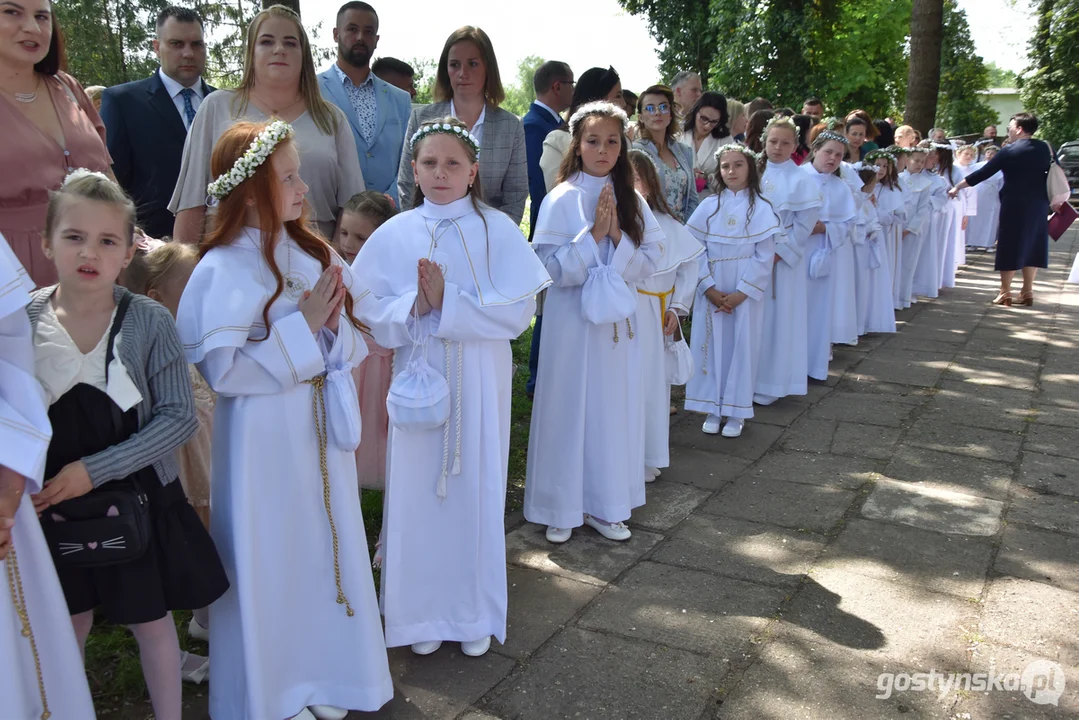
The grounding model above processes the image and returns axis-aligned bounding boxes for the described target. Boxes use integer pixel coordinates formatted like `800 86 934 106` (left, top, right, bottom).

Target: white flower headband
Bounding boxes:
569 101 629 135
63 168 110 186
206 120 294 202
864 150 894 165
817 130 849 146
715 142 760 162
851 161 884 176
409 122 481 158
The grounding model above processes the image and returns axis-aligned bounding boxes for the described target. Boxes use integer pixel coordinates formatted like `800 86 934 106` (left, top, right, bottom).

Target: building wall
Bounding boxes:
978 89 1025 135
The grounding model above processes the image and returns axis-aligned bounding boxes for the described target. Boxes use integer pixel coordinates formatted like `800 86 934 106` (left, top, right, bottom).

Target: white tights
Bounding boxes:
71 611 182 720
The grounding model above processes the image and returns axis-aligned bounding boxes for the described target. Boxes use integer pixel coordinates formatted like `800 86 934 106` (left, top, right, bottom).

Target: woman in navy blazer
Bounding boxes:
396 26 527 224
632 84 700 222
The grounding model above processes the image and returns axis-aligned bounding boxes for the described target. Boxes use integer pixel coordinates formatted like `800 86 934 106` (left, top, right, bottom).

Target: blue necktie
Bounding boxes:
180 88 197 128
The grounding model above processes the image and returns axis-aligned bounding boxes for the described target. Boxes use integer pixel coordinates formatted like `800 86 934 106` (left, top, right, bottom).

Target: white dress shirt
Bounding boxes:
450 99 487 146
532 99 563 125
159 68 204 131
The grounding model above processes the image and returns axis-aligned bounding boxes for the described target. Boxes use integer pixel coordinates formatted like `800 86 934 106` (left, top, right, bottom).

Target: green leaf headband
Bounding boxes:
864 149 894 164
207 120 294 203
409 122 481 158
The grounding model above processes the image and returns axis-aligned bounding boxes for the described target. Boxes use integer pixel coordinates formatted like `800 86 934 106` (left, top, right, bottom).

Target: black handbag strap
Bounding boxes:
104 289 133 382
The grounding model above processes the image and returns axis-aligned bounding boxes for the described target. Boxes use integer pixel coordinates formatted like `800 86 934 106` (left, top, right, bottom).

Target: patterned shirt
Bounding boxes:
661 160 689 221
333 64 377 145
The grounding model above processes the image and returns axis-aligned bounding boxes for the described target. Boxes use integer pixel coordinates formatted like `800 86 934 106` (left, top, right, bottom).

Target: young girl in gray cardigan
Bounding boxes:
27 170 227 720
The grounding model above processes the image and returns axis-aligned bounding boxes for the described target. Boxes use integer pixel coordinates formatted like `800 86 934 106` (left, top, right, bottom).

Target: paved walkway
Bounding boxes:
174 228 1079 720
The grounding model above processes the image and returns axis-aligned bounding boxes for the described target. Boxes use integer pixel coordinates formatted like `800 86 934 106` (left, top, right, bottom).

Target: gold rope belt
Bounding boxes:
303 375 354 617
637 286 675 319
7 545 49 719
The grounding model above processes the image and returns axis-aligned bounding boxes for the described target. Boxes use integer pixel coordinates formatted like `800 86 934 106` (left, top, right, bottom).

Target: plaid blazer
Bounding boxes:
397 101 528 224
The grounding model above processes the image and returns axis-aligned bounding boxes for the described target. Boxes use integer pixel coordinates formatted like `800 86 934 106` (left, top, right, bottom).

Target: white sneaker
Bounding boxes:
702 414 722 434
545 526 571 544
461 636 492 657
584 515 632 541
187 616 209 642
309 706 348 720
753 393 778 406
645 466 660 483
179 651 209 685
722 418 745 438
411 640 442 655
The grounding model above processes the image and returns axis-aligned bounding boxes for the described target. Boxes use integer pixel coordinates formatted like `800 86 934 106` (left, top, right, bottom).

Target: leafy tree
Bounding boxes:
985 61 1018 88
501 55 545 118
620 0 714 81
934 0 997 134
408 57 438 105
1021 0 1079 147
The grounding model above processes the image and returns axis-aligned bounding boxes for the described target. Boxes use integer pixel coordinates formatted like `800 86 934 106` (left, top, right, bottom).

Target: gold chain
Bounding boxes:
304 375 354 617
7 546 51 719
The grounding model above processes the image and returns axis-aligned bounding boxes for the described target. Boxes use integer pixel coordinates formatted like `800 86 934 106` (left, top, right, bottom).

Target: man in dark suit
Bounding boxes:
522 60 573 398
100 6 213 239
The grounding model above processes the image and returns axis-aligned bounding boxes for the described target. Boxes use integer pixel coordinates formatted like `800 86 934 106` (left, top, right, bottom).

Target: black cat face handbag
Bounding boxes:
39 293 153 569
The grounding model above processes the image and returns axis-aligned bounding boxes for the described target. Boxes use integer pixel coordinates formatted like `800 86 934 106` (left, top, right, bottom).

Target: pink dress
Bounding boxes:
0 72 111 287
354 331 392 489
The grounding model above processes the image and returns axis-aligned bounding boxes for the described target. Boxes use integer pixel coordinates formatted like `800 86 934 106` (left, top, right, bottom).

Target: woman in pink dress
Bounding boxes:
0 0 111 287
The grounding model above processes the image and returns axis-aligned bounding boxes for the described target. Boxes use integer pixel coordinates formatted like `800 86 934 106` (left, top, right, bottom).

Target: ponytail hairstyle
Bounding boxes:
410 117 486 217
628 149 676 220
757 115 800 174
123 241 198 296
200 121 363 341
558 101 645 243
44 170 137 248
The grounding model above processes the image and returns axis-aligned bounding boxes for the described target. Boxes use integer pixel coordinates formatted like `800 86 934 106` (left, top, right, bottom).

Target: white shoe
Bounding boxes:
411 640 442 655
290 710 316 720
702 414 722 434
309 706 348 720
461 636 492 657
545 526 571 543
753 393 778 406
584 515 632 541
722 418 745 438
180 651 209 685
645 466 660 483
187 616 209 642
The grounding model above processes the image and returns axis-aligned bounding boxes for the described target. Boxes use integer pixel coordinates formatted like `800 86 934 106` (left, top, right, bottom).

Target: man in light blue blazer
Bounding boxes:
319 1 411 204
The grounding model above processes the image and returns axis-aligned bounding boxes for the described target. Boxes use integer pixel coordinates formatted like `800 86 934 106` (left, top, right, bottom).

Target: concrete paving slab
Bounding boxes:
701 478 856 533
922 384 1034 432
903 417 1024 464
809 392 920 427
995 524 1079 594
1006 487 1079 536
630 480 710 532
650 513 826 588
956 642 1079 720
831 422 903 461
819 518 992 598
1018 452 1079 498
661 447 752 491
496 567 601 660
784 568 976 669
831 377 935 400
505 523 663 587
668 413 783 460
750 397 810 427
883 446 1013 501
778 415 837 453
718 623 957 720
981 577 1079 666
1026 423 1079 461
577 561 788 656
742 451 878 490
485 627 727 720
847 357 947 388
1030 400 1079 429
861 478 1004 536
803 383 835 403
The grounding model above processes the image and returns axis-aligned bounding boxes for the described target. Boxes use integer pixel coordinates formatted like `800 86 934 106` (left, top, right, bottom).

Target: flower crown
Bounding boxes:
63 168 111 186
851 161 884 176
569 101 629 135
207 120 293 202
863 149 894 165
715 142 760 162
817 130 849 146
909 145 929 154
409 121 481 158
762 114 797 138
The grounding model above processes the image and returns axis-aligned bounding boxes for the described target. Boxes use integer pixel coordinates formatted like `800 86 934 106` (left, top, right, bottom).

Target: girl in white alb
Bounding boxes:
685 144 780 438
352 118 550 658
966 143 1002 250
176 121 393 720
867 150 906 325
525 102 663 545
897 148 933 308
755 117 822 405
628 149 703 480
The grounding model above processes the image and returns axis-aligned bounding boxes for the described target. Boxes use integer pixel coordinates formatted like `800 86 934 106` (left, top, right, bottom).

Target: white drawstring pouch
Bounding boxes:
386 320 450 433
665 335 694 385
326 365 362 451
808 247 832 279
581 264 636 324
867 238 883 270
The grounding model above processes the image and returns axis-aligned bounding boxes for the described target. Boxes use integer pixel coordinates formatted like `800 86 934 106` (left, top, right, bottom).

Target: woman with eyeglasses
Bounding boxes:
679 92 734 198
632 84 699 221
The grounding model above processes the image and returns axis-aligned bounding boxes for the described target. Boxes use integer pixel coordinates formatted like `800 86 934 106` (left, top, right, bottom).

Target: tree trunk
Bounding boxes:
906 0 944 134
264 0 300 14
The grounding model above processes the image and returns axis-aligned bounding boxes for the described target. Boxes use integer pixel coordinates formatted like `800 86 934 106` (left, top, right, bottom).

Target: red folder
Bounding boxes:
1049 202 1077 241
